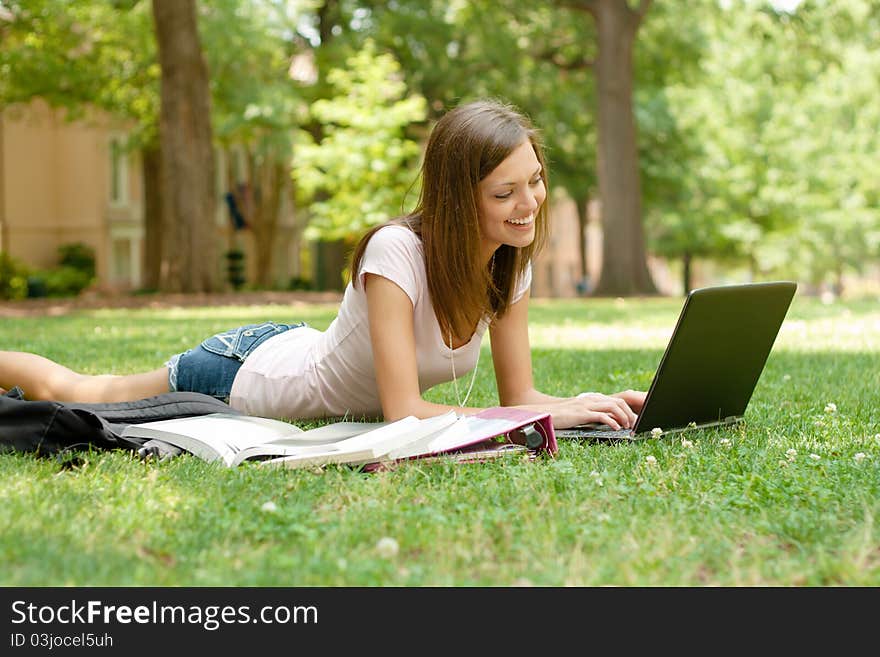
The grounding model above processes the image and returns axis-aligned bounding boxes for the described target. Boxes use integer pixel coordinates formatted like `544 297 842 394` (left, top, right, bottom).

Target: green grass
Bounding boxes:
1 294 878 586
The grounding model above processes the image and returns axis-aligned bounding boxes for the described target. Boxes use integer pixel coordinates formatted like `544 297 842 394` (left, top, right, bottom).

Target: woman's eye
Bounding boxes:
493 177 541 199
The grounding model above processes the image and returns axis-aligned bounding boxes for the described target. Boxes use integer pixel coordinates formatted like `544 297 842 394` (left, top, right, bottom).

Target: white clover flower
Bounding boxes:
375 536 400 558
681 438 694 449
786 448 797 461
824 402 837 414
645 455 657 465
874 434 880 442
854 453 866 462
651 427 663 438
778 460 788 468
783 374 791 381
260 501 278 513
809 453 821 461
720 438 732 448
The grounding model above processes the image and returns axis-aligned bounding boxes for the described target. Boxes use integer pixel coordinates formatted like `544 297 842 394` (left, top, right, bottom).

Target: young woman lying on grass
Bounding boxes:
0 99 644 430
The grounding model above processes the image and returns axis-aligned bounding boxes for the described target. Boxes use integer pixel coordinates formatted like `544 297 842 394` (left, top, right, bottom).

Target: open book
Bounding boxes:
121 414 392 467
121 407 558 470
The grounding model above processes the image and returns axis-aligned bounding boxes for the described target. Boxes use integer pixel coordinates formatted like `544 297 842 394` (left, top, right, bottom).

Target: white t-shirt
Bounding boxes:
229 225 532 419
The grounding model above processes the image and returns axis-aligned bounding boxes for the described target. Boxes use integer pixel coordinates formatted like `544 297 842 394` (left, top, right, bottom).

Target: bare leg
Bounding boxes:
0 350 169 403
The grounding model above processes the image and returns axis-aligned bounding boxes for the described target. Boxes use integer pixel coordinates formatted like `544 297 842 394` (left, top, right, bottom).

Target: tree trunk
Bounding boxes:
288 176 307 283
833 264 844 298
141 144 162 290
315 240 347 291
151 0 217 293
571 191 591 295
251 157 285 288
591 0 657 297
574 192 590 283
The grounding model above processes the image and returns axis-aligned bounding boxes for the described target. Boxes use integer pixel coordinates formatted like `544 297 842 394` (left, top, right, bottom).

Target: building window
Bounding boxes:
111 237 130 284
109 136 129 206
109 231 143 289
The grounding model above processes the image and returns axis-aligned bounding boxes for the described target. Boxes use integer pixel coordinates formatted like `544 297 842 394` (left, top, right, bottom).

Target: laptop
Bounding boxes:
555 281 798 441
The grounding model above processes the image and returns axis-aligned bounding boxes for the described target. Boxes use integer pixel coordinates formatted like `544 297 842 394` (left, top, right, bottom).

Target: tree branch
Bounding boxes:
556 0 598 18
635 0 654 19
533 46 594 71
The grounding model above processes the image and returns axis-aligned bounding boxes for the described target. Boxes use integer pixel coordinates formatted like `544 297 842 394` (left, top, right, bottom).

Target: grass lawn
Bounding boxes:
1 293 878 586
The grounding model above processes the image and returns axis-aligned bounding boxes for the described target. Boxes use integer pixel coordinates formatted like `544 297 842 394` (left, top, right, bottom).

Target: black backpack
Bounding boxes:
0 386 240 459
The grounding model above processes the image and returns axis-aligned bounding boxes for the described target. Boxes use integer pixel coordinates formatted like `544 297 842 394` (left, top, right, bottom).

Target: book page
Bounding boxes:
425 416 513 453
265 420 389 446
388 414 471 459
261 413 457 469
121 413 304 465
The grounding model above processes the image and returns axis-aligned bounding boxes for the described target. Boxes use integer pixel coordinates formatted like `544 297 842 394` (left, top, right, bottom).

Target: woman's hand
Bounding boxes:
540 390 646 430
610 389 646 414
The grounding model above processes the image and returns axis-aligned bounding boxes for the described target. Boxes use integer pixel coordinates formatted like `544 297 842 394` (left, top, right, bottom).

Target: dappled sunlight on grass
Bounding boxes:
776 311 880 352
527 310 880 352
89 303 341 327
526 297 880 352
529 321 674 350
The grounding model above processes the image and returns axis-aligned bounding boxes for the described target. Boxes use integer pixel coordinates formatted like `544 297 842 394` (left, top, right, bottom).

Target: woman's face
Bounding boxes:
477 139 546 262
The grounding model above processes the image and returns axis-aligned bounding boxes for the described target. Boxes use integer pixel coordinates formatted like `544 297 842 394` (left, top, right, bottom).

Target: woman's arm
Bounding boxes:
489 289 645 429
366 271 643 428
365 273 487 421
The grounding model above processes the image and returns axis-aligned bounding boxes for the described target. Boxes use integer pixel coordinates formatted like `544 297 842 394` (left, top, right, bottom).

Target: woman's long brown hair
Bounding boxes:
351 99 549 342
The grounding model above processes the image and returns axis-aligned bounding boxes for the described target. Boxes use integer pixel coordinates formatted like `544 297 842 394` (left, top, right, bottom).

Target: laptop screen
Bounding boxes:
633 281 796 434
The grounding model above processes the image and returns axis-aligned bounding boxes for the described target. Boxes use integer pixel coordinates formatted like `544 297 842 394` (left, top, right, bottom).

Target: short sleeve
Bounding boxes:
357 225 423 307
512 261 533 303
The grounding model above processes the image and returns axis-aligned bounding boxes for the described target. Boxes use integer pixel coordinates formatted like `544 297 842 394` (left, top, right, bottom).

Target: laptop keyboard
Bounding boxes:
555 424 637 440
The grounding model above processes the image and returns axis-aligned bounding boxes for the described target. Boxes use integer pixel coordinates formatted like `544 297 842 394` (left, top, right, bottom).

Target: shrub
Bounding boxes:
26 243 97 298
58 242 96 277
225 249 246 290
288 276 313 291
0 252 29 300
41 266 94 297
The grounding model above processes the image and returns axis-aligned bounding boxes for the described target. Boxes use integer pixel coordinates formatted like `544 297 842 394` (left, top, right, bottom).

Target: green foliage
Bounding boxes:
292 41 427 241
648 0 880 287
359 0 602 209
27 266 93 298
23 243 96 298
2 0 879 293
200 0 305 148
0 251 29 300
58 242 96 277
0 0 159 144
288 276 313 291
224 249 246 290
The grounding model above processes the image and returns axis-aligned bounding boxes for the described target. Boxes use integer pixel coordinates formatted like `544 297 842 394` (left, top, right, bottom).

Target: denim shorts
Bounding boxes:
166 321 305 402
